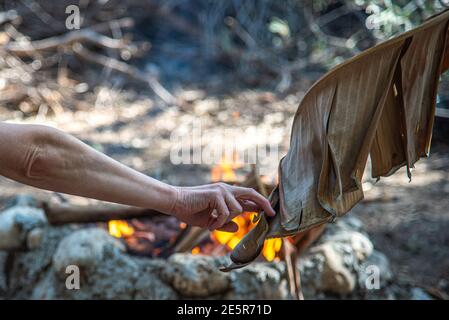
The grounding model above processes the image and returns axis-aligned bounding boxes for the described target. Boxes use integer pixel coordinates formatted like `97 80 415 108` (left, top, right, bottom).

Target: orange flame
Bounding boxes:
209 155 282 261
108 220 135 238
212 212 282 261
210 155 243 182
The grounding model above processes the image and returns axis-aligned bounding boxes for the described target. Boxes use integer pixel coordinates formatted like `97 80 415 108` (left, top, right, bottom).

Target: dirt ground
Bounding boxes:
354 139 449 293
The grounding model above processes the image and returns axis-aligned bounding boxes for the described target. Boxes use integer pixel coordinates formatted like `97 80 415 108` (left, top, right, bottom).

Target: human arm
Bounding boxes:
0 123 275 231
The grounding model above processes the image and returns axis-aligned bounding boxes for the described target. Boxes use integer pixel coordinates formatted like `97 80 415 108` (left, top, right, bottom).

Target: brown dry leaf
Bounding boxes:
221 9 449 271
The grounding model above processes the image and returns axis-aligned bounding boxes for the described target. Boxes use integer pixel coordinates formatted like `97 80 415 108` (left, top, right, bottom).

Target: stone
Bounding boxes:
133 261 179 300
30 270 58 299
410 287 433 300
2 203 393 300
3 194 40 208
0 205 47 251
26 228 45 249
0 252 8 296
162 253 231 298
31 254 178 300
299 215 379 296
6 226 75 299
310 243 356 295
359 250 393 291
35 228 178 300
324 231 374 261
225 263 289 300
52 228 125 276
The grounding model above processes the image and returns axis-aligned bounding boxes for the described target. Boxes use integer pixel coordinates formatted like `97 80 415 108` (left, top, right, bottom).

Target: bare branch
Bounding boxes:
73 43 179 105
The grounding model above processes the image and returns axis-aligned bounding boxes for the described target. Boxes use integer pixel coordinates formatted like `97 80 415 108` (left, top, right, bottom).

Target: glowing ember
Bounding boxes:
212 212 282 261
108 220 135 238
191 246 201 255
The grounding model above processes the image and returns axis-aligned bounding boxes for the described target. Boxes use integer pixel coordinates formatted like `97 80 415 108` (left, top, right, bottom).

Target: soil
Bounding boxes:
353 138 449 293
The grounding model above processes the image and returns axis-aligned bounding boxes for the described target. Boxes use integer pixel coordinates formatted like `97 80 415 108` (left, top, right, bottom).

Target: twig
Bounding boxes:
42 202 165 225
0 10 19 25
73 43 178 105
173 226 209 253
3 29 129 55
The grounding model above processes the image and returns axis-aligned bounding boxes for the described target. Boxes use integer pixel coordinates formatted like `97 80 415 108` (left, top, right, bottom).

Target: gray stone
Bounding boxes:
0 252 8 296
225 263 289 300
4 195 40 209
309 243 356 295
299 215 380 297
7 225 75 299
0 205 47 251
162 253 231 298
133 261 179 300
52 228 125 276
324 231 373 261
35 228 178 300
26 227 45 250
359 250 392 291
410 287 433 300
2 204 394 300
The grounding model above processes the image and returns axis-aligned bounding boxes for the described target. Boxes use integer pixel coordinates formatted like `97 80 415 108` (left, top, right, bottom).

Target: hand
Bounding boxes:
170 182 276 232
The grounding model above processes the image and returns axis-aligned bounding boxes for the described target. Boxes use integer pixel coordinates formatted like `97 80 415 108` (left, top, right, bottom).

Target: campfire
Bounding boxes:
108 220 134 238
104 158 283 262
211 212 282 262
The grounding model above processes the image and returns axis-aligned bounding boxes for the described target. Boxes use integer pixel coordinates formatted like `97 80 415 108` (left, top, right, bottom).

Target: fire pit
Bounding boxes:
90 162 285 264
0 192 394 300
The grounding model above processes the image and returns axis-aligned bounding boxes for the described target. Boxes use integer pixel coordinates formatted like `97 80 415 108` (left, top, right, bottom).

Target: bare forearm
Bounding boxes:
0 123 275 232
0 123 176 213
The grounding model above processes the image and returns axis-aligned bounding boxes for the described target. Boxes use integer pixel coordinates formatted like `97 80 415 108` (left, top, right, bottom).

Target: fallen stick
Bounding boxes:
4 30 128 55
2 17 134 55
173 226 209 253
42 202 165 225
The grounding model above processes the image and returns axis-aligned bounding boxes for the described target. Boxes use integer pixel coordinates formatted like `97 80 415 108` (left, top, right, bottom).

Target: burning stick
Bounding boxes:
42 202 165 225
173 226 210 253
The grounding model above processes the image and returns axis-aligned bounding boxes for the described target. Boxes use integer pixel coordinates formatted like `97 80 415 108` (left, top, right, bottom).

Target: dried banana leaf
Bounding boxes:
221 9 449 271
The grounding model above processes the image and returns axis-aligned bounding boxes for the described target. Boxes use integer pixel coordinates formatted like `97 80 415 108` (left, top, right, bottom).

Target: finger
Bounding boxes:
231 186 276 216
239 199 259 212
206 209 219 229
225 193 243 216
217 221 239 233
226 199 257 221
209 196 230 230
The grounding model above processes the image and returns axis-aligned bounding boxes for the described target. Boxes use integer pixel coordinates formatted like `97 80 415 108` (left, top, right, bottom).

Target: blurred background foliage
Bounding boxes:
0 0 448 114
